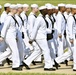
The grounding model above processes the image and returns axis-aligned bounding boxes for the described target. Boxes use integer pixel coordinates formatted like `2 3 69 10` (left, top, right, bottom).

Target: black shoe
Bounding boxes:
22 61 30 70
0 64 4 66
20 65 24 68
34 61 42 63
32 61 36 65
70 59 73 61
6 58 12 65
54 60 59 69
53 64 61 67
65 60 68 66
73 69 76 71
44 68 56 71
12 66 22 71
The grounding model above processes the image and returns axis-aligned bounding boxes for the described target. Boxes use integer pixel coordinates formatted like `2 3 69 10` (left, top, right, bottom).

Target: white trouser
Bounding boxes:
0 42 13 62
55 48 72 64
23 41 42 66
0 41 7 64
0 24 3 32
63 36 67 50
22 27 33 57
0 25 6 52
0 41 7 52
0 48 11 62
57 34 64 56
23 34 33 57
55 34 76 69
36 39 53 68
17 30 24 65
32 41 42 62
34 55 42 62
55 34 73 63
48 39 56 59
23 31 33 50
66 34 73 60
0 52 3 64
5 36 20 68
73 34 76 69
53 29 58 55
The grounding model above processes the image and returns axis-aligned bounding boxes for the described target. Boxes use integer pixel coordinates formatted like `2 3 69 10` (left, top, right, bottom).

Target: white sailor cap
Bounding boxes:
52 5 56 9
65 4 72 8
55 6 58 9
4 3 11 7
0 5 2 9
16 4 23 8
23 4 29 8
46 5 53 9
39 6 47 10
58 3 66 7
10 4 18 9
45 3 53 7
31 4 38 8
45 4 53 9
71 5 76 9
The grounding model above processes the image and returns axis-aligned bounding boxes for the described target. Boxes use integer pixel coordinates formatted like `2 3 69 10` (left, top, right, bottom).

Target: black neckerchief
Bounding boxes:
42 16 48 28
49 17 54 28
52 15 56 22
25 13 28 20
11 15 19 27
72 15 76 24
33 14 37 18
62 14 67 24
19 15 24 26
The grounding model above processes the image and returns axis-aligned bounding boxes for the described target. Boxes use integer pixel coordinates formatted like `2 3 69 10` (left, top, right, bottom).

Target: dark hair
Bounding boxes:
58 7 61 11
39 10 44 14
39 10 42 13
4 7 7 11
70 8 72 11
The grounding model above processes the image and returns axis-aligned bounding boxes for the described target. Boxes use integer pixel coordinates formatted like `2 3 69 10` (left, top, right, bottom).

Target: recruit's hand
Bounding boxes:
0 37 4 42
29 40 33 44
58 34 62 38
70 39 74 44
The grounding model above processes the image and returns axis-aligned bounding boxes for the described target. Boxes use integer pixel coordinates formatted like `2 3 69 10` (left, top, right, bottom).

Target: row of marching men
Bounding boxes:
0 3 76 71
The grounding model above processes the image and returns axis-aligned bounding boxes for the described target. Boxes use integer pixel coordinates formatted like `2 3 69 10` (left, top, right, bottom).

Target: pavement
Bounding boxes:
0 61 76 74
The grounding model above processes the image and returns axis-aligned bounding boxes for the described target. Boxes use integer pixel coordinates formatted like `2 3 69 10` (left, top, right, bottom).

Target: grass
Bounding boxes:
0 0 76 6
0 72 75 75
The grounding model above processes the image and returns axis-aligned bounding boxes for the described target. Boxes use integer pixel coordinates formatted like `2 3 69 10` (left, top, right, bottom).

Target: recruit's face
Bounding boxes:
18 7 23 13
26 7 29 12
43 9 48 15
48 9 53 15
74 9 76 14
13 9 17 14
60 7 66 12
71 8 76 14
7 7 10 12
34 7 39 13
23 7 29 12
66 8 71 13
53 9 55 13
54 9 58 14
